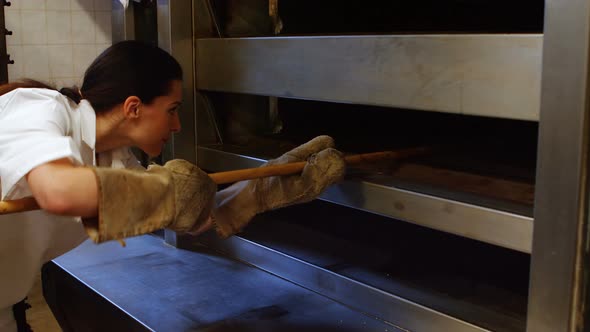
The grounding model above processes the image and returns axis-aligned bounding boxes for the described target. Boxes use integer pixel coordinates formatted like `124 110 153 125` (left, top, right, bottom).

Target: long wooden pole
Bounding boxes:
0 148 426 215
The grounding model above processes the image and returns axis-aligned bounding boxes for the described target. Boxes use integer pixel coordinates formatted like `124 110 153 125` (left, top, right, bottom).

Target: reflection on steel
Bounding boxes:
197 146 533 253
198 146 266 171
51 236 401 332
204 0 222 37
196 35 542 121
195 233 491 332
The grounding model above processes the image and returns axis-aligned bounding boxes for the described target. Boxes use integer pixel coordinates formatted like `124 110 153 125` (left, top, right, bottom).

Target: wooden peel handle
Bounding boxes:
0 147 427 215
0 197 41 215
210 148 427 184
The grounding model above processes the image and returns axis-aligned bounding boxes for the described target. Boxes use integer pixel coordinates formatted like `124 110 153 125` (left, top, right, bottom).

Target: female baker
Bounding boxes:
0 40 345 332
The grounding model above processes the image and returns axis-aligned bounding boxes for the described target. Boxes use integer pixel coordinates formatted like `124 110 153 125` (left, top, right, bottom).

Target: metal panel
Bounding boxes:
198 146 533 253
526 0 590 331
111 0 134 42
51 236 402 332
192 233 491 332
157 0 196 163
193 0 225 145
196 35 542 121
158 0 196 247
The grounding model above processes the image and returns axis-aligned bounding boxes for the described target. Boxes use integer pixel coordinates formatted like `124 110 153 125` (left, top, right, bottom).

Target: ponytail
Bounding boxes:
58 87 82 104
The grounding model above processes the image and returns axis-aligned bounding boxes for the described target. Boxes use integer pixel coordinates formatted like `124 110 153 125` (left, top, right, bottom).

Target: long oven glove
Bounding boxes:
83 159 217 243
213 135 346 238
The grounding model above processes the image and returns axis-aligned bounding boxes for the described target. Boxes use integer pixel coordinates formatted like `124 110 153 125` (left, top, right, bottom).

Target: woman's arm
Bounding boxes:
26 158 98 217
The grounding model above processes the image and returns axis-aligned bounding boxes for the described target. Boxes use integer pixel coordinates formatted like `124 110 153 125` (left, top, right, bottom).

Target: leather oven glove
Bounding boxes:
213 135 346 238
83 159 217 243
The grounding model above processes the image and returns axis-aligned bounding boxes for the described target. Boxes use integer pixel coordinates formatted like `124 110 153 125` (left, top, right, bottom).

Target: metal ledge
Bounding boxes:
196 35 542 121
190 232 491 332
198 145 533 253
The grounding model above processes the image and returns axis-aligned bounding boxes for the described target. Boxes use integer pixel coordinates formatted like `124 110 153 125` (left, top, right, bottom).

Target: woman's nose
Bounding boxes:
171 112 181 133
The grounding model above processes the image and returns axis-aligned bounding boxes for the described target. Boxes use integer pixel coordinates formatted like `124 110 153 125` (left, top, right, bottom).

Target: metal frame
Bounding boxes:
156 0 196 164
526 1 590 331
155 0 197 248
111 0 135 43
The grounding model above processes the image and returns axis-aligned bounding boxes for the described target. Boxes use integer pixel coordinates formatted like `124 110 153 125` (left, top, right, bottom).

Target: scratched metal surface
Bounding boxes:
49 235 400 332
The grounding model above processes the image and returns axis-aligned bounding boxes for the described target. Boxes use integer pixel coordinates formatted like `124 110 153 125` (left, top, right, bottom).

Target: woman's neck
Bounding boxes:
95 109 133 153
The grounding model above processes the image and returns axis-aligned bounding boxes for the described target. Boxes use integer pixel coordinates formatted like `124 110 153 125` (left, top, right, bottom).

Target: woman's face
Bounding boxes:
135 80 183 157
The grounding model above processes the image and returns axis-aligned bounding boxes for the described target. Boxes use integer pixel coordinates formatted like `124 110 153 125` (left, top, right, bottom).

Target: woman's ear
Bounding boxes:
123 96 142 119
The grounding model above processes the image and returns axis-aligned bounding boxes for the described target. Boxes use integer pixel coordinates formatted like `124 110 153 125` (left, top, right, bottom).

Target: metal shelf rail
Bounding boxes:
198 145 534 253
196 35 542 121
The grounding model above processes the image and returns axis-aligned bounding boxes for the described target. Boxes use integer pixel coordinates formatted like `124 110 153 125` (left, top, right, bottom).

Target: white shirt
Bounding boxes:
0 88 142 332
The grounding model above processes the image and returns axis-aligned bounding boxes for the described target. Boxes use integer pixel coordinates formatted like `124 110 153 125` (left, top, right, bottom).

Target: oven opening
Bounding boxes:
196 93 535 332
208 0 544 37
202 93 537 216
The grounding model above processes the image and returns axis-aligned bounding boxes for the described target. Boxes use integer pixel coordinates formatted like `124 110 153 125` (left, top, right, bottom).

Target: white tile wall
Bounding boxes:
71 11 96 44
71 0 94 11
95 11 111 44
5 0 112 88
48 45 74 77
47 11 72 44
20 11 48 44
72 45 97 77
19 0 44 10
46 0 71 11
22 45 50 79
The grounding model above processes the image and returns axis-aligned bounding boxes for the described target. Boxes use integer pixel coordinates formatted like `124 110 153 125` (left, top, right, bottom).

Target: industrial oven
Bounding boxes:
42 1 590 331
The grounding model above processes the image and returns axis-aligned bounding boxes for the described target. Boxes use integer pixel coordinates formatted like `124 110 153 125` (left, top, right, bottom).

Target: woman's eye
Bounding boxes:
167 107 178 115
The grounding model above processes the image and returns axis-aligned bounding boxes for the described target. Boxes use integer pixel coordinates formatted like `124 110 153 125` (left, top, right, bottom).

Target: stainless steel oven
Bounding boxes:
111 1 590 331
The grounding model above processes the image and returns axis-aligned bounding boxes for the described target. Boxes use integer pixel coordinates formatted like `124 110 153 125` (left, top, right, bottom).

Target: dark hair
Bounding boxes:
81 40 183 113
0 41 182 113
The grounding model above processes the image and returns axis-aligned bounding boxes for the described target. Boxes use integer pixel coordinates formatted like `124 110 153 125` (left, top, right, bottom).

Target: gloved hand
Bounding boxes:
213 135 346 238
84 159 217 243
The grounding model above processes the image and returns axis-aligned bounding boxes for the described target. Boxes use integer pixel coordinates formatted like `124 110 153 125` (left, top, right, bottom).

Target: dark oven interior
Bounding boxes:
208 0 544 36
204 93 537 215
